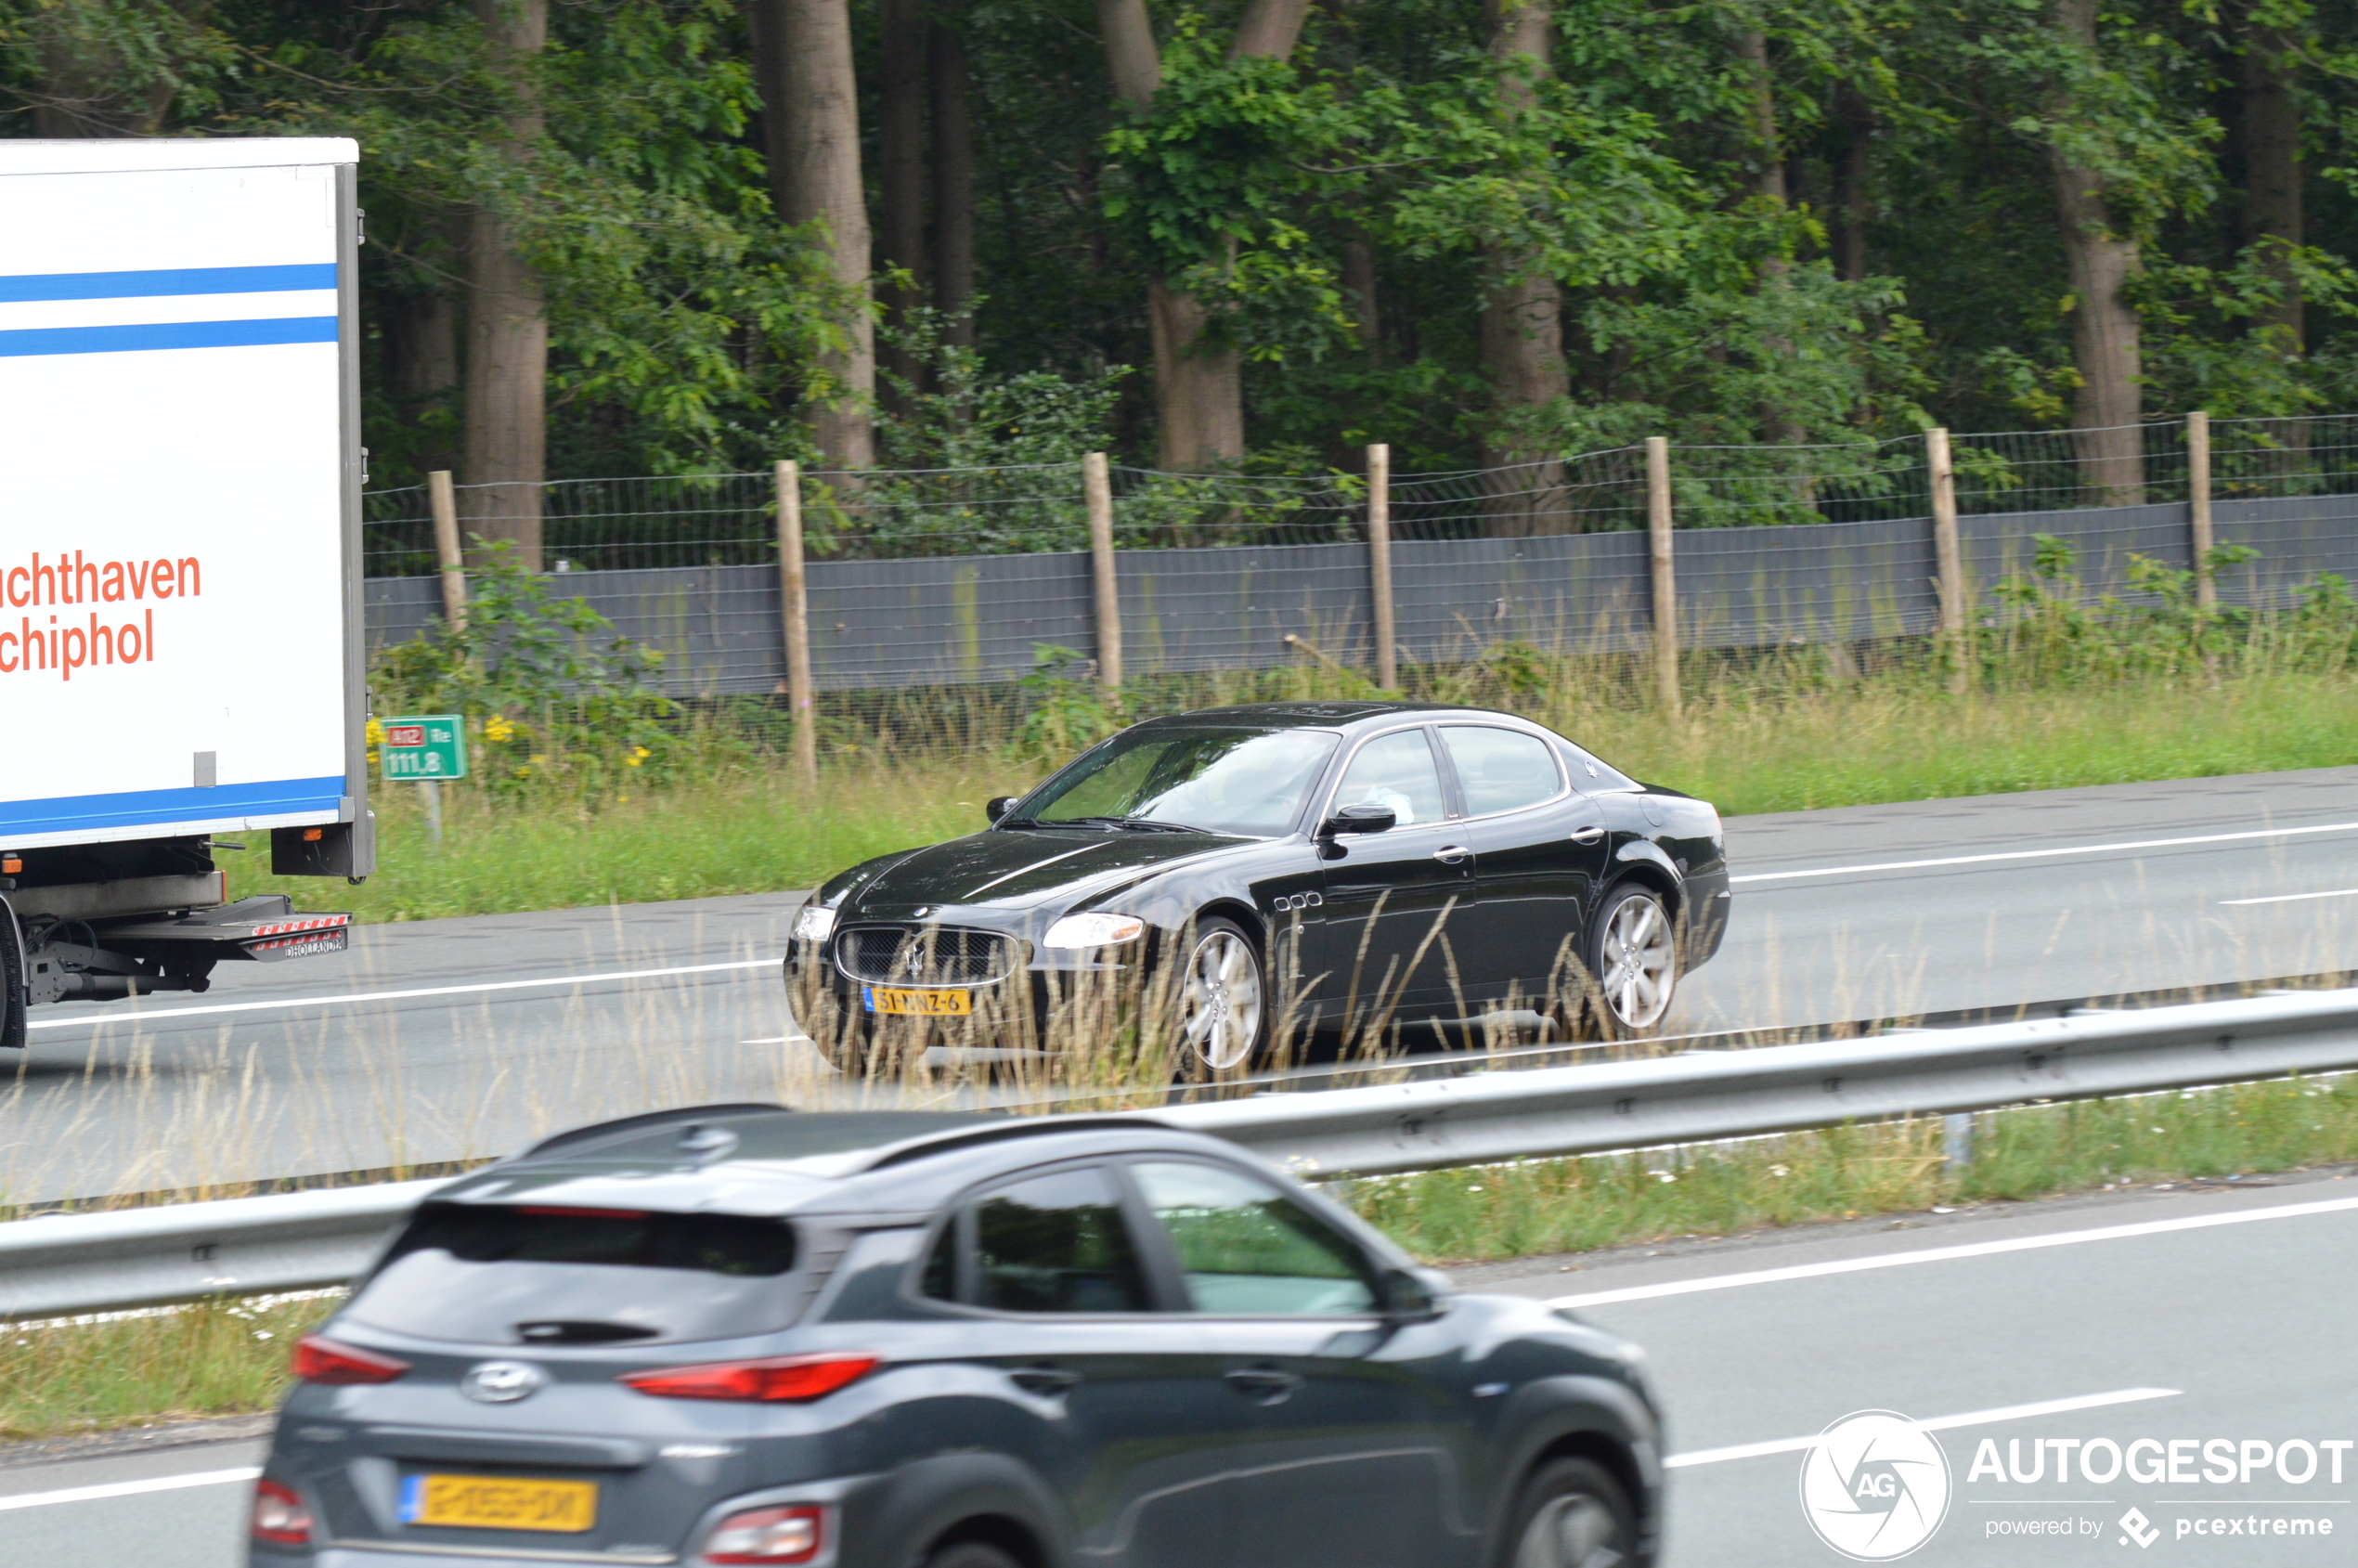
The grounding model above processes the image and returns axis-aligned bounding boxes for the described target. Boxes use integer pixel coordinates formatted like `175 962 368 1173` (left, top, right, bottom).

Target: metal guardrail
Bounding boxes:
7 986 2358 1320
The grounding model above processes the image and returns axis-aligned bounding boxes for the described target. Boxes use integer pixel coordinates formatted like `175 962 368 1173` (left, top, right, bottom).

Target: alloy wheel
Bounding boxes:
1513 1493 1626 1568
1180 927 1263 1071
1600 892 1676 1031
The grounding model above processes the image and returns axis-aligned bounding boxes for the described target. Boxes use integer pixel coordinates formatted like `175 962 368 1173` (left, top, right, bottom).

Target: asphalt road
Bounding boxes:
8 765 2358 1204
11 1173 2353 1566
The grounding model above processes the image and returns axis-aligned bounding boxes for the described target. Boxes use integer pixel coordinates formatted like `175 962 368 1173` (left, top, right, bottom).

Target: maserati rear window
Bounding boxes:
344 1203 800 1345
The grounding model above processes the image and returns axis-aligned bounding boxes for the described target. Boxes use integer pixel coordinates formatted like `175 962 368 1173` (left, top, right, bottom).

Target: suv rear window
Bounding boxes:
345 1204 800 1346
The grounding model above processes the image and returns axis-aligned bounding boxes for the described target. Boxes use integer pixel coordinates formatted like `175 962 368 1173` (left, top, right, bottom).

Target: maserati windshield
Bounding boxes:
1009 728 1339 837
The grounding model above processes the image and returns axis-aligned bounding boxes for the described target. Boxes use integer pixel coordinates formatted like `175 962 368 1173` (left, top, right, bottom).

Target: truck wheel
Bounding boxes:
0 902 23 1052
1503 1457 1637 1568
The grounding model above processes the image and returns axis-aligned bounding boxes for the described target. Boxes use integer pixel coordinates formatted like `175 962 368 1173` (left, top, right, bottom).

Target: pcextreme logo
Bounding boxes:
1799 1410 1954 1561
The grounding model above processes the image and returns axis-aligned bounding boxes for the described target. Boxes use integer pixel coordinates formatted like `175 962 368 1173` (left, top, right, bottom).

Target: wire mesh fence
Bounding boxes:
359 413 2358 577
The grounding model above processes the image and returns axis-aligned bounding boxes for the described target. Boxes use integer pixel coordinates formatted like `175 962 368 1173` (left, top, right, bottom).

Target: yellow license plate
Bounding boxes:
864 985 973 1016
399 1474 597 1534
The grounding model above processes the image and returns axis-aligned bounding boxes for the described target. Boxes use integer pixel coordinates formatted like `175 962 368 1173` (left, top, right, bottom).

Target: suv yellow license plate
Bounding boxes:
864 985 973 1016
398 1474 597 1533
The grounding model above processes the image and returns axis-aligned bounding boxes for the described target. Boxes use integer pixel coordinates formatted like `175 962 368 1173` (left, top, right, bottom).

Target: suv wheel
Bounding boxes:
924 1541 1026 1568
1505 1457 1637 1568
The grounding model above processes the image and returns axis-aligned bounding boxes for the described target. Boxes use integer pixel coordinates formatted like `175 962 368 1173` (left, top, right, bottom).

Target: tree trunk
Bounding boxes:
1735 29 1807 449
751 0 876 469
1097 0 1309 468
877 0 927 404
928 8 977 350
2241 24 2302 350
1341 229 1381 360
1833 89 1874 283
1479 0 1568 532
387 287 462 476
2050 0 2143 504
461 0 551 570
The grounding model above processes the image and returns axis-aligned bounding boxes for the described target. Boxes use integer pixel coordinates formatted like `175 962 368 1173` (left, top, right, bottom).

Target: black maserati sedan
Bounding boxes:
250 1105 1665 1568
786 702 1729 1071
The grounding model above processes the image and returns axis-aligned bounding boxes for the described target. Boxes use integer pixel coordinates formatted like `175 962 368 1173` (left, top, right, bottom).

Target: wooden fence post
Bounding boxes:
1645 436 1678 718
1083 452 1122 699
428 470 467 634
1367 443 1396 690
2187 410 2215 611
1927 426 1966 693
775 460 817 783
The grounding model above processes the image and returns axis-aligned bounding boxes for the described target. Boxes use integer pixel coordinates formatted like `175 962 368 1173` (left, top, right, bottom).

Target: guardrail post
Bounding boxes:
1367 443 1396 690
1084 452 1122 701
775 460 818 784
2187 410 2215 611
1942 1111 1976 1174
1927 427 1966 694
428 470 467 635
1645 436 1679 718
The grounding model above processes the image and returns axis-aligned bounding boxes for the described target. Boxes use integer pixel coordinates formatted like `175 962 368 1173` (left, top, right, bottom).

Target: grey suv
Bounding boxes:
249 1106 1664 1568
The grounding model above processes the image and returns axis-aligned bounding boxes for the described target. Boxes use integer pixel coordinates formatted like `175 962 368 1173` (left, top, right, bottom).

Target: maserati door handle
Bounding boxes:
1009 1366 1082 1395
1568 826 1605 845
1432 845 1471 864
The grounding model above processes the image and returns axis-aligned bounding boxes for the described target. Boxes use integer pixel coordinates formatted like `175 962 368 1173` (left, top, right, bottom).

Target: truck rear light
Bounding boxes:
302 827 324 841
0 858 19 875
703 1505 823 1564
622 1352 879 1403
292 1334 409 1385
251 1478 314 1545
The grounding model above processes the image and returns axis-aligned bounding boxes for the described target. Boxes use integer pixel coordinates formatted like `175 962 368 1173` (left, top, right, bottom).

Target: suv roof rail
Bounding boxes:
516 1102 787 1161
860 1114 1173 1172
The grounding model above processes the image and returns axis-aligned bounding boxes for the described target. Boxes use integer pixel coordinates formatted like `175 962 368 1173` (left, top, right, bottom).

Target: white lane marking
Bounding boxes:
26 959 779 1031
1667 1388 2181 1468
1730 820 2358 885
2222 887 2358 907
1552 1192 2358 1309
0 1466 259 1512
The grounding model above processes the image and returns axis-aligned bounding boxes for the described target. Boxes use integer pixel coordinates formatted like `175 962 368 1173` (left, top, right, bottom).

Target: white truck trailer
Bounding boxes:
0 137 372 1050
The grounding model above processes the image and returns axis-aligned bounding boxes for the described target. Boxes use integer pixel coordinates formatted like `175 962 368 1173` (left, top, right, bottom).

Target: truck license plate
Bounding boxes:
864 986 973 1016
398 1474 597 1533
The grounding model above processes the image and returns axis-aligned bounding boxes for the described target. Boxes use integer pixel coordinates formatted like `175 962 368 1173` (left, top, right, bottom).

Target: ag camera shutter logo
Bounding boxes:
1798 1410 1952 1560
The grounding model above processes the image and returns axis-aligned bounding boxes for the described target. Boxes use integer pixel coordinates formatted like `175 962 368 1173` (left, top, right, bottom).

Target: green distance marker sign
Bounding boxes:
380 714 469 780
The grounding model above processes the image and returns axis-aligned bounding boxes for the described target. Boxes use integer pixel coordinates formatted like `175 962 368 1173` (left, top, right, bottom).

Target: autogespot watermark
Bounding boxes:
1799 1414 2352 1558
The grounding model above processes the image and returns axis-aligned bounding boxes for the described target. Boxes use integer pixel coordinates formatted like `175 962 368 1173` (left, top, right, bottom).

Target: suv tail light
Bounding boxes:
704 1505 824 1564
251 1478 314 1545
622 1352 879 1403
292 1334 409 1385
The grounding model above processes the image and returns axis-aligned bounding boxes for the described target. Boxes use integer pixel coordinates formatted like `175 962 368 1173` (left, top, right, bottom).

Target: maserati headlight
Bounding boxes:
1043 913 1146 950
793 904 837 943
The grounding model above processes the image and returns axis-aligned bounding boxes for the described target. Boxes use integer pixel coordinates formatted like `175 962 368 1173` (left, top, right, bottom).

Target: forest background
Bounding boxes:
4 0 2356 565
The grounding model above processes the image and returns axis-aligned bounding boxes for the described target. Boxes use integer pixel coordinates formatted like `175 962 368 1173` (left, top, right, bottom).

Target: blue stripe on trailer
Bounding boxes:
0 264 338 303
0 778 346 838
0 316 339 358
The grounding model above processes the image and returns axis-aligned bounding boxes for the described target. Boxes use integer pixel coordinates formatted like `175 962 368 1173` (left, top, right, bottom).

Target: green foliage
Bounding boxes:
370 544 677 794
1014 644 1120 759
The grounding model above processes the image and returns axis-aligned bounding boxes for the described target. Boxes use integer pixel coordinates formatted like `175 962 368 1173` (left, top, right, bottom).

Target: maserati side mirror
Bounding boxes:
1322 802 1396 836
985 796 1019 823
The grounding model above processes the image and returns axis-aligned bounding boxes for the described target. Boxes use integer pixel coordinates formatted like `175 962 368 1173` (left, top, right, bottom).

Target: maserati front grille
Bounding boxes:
835 925 1017 986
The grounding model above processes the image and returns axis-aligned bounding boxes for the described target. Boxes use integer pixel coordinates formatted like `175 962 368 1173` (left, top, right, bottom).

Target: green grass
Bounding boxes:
1350 1072 2358 1263
11 1073 2357 1441
220 667 2358 924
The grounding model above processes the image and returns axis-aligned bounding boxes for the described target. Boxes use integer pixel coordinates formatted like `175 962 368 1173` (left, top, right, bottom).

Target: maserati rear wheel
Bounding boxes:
1177 917 1265 1073
1588 883 1678 1039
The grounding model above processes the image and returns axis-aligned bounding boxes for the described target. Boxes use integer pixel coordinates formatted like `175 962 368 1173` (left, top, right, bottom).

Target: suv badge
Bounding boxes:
460 1360 546 1404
